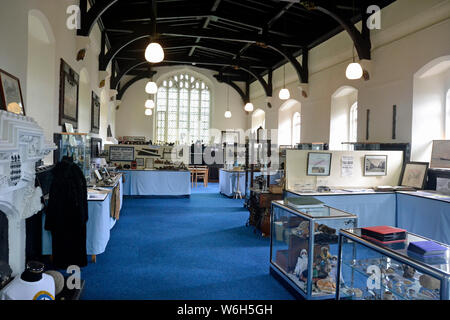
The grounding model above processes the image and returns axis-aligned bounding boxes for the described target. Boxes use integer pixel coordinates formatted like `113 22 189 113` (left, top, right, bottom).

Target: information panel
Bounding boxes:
109 146 135 162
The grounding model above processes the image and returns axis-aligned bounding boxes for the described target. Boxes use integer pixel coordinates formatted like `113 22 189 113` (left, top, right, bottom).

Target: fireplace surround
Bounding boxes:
0 110 55 276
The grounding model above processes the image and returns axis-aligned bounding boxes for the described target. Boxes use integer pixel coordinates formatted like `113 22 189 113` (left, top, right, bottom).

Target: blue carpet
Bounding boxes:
80 183 294 300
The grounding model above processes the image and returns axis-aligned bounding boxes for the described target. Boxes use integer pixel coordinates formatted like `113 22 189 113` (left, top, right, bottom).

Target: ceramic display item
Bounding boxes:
402 265 416 279
383 291 394 300
419 274 440 291
294 249 308 278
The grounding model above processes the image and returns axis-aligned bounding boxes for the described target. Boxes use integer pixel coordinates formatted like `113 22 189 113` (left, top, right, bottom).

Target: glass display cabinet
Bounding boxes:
337 229 450 300
54 133 91 181
270 198 358 300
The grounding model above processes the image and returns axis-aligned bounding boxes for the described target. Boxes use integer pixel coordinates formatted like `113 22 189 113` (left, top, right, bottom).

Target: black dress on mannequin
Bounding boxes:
45 157 88 269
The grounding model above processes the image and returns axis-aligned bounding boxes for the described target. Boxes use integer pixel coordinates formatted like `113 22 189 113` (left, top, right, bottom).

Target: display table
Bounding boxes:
219 169 246 197
120 169 191 196
397 191 450 245
286 190 396 227
42 190 118 259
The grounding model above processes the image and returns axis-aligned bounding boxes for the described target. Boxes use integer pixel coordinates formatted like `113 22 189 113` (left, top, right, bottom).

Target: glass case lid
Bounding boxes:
274 199 357 219
342 228 450 276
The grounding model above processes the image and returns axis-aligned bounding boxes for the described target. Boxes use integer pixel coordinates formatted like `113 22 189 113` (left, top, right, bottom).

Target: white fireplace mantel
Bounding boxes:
0 110 55 276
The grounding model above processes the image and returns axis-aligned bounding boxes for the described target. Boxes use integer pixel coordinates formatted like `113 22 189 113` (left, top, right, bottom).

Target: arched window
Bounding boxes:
292 112 301 146
349 102 358 143
156 73 211 144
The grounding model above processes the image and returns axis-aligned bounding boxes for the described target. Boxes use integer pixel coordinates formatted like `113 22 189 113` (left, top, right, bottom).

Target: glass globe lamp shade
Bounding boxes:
145 108 153 116
224 110 232 118
279 88 290 100
145 42 164 63
145 81 158 94
145 99 155 109
244 102 254 112
346 62 363 80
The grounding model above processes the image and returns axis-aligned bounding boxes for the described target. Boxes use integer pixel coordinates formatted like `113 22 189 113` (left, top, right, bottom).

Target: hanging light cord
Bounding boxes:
227 77 230 109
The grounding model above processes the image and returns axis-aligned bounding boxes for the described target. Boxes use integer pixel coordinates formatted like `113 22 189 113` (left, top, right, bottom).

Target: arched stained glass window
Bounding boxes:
156 73 211 144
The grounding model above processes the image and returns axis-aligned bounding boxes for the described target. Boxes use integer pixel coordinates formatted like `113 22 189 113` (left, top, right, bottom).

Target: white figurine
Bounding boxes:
294 249 308 277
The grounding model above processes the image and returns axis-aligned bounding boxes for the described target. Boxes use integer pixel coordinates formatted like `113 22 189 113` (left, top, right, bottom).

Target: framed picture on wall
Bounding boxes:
307 152 332 176
136 158 145 167
59 59 79 128
364 155 387 176
399 162 429 189
91 92 101 134
0 69 25 116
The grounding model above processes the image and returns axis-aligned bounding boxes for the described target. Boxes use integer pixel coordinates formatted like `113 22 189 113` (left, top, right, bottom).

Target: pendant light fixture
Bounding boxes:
346 47 363 80
145 0 164 64
145 108 153 116
279 64 290 100
145 80 158 94
346 0 363 80
145 99 155 109
244 102 254 112
224 79 232 118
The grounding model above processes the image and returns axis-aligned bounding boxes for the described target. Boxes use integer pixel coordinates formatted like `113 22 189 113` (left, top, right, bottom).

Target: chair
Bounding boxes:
188 166 196 188
195 166 209 187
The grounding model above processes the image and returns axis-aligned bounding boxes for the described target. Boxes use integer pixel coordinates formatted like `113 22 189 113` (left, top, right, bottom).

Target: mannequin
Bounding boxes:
20 261 43 282
0 261 55 300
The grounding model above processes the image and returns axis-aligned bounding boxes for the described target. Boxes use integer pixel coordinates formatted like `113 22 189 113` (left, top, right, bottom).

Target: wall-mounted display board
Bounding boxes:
431 140 450 169
286 150 404 190
109 146 135 162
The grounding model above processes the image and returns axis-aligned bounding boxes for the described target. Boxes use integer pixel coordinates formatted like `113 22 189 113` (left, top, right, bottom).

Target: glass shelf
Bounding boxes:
270 200 358 300
337 229 450 300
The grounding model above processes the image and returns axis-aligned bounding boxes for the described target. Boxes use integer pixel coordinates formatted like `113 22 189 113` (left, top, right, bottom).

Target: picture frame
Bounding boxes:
136 158 145 167
109 146 135 162
59 59 79 129
399 162 429 189
94 169 103 181
307 152 332 176
0 69 25 116
64 123 74 133
430 140 450 169
91 91 101 134
364 155 387 176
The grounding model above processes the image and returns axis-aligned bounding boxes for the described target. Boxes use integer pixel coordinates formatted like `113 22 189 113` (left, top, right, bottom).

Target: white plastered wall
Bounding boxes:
412 57 450 162
0 0 116 165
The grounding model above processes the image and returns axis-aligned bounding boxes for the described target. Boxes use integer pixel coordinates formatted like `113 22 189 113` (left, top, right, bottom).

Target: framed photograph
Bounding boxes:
364 155 387 176
136 158 145 167
399 162 429 189
0 69 25 115
430 140 450 169
91 92 101 134
64 123 74 133
307 152 332 176
59 59 79 128
94 169 103 181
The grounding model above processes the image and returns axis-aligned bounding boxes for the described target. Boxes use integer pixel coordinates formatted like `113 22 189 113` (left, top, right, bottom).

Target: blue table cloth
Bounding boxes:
219 170 246 197
397 193 450 245
121 170 191 196
285 192 397 228
42 193 116 256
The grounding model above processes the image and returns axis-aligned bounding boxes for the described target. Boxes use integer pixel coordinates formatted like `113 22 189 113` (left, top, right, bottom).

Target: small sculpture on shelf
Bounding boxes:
294 249 308 279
